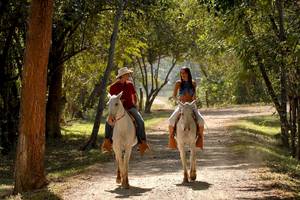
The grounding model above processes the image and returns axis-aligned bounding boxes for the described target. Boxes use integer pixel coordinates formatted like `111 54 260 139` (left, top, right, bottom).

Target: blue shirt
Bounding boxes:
179 81 195 96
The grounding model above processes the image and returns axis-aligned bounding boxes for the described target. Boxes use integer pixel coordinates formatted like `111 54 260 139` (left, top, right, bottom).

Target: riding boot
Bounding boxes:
168 126 177 149
139 140 150 156
101 138 112 153
196 125 204 149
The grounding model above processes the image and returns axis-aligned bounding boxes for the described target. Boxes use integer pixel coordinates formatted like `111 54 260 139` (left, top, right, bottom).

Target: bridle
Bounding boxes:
113 109 126 122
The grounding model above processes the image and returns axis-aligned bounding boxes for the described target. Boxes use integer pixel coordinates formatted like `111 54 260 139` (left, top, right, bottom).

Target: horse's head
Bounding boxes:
178 100 196 131
107 91 123 118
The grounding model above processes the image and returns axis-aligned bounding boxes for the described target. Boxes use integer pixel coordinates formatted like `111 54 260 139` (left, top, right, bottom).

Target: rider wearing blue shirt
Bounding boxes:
168 67 204 149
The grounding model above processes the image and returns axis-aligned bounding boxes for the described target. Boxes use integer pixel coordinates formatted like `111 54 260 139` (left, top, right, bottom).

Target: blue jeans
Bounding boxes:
104 107 146 143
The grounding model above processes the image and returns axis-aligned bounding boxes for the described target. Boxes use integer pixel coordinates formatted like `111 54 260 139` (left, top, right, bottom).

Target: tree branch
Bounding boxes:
141 55 149 97
59 47 88 65
148 59 154 93
136 57 146 89
268 15 279 38
155 55 161 90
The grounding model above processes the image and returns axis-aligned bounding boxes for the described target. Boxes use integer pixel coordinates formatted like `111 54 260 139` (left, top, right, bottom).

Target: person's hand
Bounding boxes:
107 116 116 126
171 96 179 104
133 103 138 109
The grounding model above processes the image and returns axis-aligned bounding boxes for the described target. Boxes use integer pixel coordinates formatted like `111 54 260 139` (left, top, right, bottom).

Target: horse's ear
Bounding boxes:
106 93 111 105
178 101 184 107
190 100 196 106
117 91 123 99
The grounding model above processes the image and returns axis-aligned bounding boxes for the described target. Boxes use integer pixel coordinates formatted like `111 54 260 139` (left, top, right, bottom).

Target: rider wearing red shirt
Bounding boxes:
101 67 150 155
109 81 136 110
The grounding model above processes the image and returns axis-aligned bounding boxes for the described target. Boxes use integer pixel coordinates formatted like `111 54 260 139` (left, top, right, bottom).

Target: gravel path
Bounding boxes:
60 105 281 200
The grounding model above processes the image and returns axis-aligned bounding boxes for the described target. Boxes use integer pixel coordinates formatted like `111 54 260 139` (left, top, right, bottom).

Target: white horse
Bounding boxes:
176 101 198 183
107 91 137 189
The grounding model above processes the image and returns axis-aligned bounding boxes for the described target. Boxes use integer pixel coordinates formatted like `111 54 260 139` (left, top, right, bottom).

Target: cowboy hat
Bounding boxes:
116 67 133 79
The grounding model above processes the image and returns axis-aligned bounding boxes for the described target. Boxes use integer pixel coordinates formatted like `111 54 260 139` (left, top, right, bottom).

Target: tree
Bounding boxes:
81 0 126 150
133 0 192 113
0 0 28 154
14 0 53 193
203 0 300 153
179 0 270 106
46 0 108 138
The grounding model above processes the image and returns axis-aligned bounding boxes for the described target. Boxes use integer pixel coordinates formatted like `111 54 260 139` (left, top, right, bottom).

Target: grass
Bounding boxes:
143 110 171 129
0 120 111 199
233 115 281 137
61 120 105 137
5 189 63 200
229 114 300 198
0 109 172 199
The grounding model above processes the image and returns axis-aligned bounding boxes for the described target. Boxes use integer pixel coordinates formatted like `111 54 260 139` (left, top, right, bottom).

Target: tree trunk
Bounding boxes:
297 97 300 160
144 97 152 113
142 58 177 113
139 87 143 112
83 83 101 111
0 21 21 154
81 0 125 151
14 0 53 193
144 89 160 113
46 63 63 138
0 81 19 155
205 90 209 108
290 97 297 157
243 19 289 146
276 0 290 148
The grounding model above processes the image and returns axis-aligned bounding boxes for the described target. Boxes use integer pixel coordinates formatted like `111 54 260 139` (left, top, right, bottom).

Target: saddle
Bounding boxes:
126 111 138 133
127 111 149 154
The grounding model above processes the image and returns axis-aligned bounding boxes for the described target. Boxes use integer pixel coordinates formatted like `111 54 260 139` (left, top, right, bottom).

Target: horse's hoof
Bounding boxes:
122 183 130 189
190 170 196 181
116 178 121 184
183 177 189 183
190 174 196 181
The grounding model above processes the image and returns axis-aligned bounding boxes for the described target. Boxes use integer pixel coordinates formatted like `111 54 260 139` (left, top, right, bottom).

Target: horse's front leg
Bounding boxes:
114 150 123 185
116 165 121 184
178 143 188 183
122 147 132 189
190 146 197 181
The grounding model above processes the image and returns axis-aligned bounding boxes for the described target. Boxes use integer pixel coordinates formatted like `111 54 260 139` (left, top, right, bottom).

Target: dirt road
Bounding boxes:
60 105 280 200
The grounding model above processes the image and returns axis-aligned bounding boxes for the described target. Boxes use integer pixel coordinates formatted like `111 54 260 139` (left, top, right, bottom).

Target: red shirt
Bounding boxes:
109 81 136 110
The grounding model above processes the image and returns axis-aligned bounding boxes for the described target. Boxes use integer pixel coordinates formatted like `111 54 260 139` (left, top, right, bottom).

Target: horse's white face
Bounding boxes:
107 92 123 118
179 101 196 131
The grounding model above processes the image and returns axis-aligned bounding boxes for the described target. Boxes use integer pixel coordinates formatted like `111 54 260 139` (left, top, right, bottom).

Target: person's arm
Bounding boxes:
173 80 180 101
132 93 138 106
192 80 196 100
129 82 138 106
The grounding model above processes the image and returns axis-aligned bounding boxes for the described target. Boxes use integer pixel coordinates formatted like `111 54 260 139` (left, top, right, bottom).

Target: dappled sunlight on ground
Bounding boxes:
2 105 298 199
58 105 296 200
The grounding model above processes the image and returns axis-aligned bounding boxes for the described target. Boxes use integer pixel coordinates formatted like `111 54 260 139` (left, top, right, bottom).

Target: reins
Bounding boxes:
115 110 126 121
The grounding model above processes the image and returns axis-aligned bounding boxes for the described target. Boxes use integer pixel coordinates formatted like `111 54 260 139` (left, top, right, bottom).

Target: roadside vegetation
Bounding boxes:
229 115 300 198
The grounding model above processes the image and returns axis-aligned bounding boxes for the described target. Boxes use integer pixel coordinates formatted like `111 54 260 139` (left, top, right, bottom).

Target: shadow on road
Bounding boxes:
176 181 212 191
106 185 153 199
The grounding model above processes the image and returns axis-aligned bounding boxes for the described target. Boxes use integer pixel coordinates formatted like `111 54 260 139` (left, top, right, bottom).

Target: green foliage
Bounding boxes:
214 0 299 96
0 0 28 154
183 0 299 107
